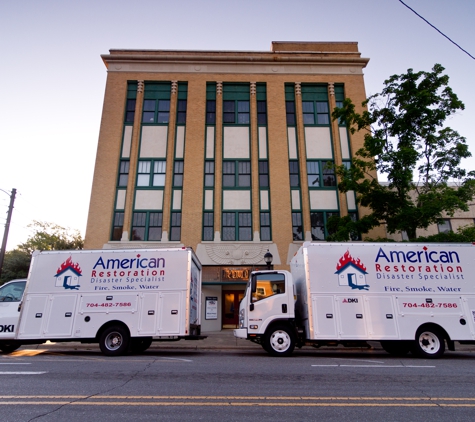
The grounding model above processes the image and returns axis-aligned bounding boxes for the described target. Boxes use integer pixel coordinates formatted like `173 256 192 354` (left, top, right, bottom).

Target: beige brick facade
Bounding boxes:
85 42 385 330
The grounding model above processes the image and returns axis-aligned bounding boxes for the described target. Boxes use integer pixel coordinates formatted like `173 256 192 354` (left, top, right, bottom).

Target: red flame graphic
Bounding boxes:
336 250 366 272
56 256 82 275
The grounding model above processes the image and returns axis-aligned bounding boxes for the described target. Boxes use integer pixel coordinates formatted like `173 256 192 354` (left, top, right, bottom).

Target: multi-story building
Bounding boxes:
85 41 384 331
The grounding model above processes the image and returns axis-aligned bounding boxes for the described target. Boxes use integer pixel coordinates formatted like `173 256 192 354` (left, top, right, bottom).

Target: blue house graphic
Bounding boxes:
335 251 369 290
54 257 82 290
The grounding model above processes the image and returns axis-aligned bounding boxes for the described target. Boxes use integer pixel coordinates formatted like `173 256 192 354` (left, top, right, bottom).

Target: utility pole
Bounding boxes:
0 188 16 280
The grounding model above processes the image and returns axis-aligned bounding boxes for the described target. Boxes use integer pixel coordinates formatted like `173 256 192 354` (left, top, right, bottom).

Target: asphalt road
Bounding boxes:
2 344 475 421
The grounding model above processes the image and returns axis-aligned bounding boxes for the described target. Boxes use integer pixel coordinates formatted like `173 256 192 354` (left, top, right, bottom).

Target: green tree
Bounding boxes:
331 64 475 240
17 221 84 255
0 249 31 284
0 221 84 284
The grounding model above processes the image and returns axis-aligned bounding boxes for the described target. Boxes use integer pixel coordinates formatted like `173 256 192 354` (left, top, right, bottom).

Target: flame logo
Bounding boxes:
56 256 82 275
336 250 367 272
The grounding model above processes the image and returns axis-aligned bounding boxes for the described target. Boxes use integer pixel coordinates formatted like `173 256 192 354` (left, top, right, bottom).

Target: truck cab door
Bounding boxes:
0 280 26 338
249 272 291 331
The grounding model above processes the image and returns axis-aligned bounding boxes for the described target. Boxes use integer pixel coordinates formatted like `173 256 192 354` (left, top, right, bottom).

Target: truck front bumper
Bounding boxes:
233 328 248 339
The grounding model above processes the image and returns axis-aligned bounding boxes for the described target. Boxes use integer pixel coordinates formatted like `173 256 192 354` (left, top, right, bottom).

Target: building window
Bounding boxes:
286 101 296 126
118 161 129 187
302 101 329 125
259 161 269 188
307 161 336 187
222 212 252 241
292 212 303 241
222 161 251 188
204 161 215 187
170 212 181 241
311 211 339 240
438 219 452 233
289 161 300 187
206 100 216 124
223 100 250 124
176 100 187 124
173 161 184 187
131 212 162 241
111 212 124 241
260 212 271 241
136 160 166 187
203 212 214 241
257 101 267 125
142 99 170 123
125 99 136 123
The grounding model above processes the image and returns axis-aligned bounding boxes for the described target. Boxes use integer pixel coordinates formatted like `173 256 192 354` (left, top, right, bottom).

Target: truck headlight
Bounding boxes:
239 308 245 329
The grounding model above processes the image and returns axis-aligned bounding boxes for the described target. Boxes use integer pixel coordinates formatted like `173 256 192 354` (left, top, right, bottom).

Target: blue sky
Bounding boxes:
1 0 474 249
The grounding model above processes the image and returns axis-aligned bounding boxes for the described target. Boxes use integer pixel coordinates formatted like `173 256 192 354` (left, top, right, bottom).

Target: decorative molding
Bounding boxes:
328 82 335 96
103 241 184 250
171 81 178 94
295 82 301 96
137 80 144 93
196 243 280 266
216 81 223 95
250 82 256 95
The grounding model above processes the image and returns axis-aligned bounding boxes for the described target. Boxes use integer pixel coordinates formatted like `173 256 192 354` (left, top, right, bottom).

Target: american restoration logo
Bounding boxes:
54 257 82 290
335 251 369 290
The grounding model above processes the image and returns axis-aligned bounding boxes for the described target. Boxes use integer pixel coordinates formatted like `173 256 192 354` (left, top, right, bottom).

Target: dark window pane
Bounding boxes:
223 175 235 187
239 227 252 241
205 161 215 173
177 100 187 111
260 213 270 226
237 101 249 112
158 100 170 111
223 113 235 123
206 113 216 124
118 175 128 186
237 113 250 124
148 227 162 241
239 161 250 174
222 227 235 241
157 112 169 123
302 102 314 113
143 100 155 111
317 114 329 125
203 227 214 241
170 227 181 241
112 227 123 241
257 114 267 125
223 162 235 174
223 101 235 112
142 112 155 123
205 174 214 187
286 114 295 125
259 175 269 187
260 227 271 241
174 174 183 187
303 114 315 125
132 212 146 226
286 102 295 113
177 112 186 124
132 228 145 241
206 100 216 112
257 101 267 113
125 112 135 123
126 99 136 111
238 175 251 187
316 102 328 113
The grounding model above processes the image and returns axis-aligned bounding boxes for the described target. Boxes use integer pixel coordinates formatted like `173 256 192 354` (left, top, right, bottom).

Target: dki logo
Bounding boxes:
342 298 359 303
0 325 14 333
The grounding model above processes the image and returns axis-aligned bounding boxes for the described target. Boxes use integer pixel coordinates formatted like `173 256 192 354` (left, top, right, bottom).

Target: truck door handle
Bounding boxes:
282 304 287 313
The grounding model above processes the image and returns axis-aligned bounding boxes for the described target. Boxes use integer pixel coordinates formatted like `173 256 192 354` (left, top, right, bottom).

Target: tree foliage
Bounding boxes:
1 221 84 284
17 221 84 255
331 64 475 240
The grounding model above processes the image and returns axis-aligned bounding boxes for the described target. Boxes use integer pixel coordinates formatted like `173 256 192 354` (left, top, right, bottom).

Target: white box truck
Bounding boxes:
0 247 203 356
234 242 475 358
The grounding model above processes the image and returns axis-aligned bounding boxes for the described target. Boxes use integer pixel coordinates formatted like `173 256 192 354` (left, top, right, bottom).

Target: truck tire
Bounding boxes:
413 327 445 359
130 337 153 353
0 343 21 354
380 340 411 356
99 326 130 356
264 325 295 357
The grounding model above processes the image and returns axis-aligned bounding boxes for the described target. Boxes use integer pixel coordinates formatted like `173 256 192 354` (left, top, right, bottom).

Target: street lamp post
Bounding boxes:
0 188 17 280
264 249 273 270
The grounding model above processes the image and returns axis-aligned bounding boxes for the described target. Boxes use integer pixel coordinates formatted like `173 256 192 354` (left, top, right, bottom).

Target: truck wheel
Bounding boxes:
0 343 21 354
99 326 130 356
130 337 153 354
264 325 295 357
413 327 445 359
380 341 411 356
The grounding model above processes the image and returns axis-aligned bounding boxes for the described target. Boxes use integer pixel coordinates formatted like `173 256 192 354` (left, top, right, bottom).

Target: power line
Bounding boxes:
399 0 475 61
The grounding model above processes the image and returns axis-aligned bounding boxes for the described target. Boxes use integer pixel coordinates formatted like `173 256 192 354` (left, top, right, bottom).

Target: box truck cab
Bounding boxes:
0 248 204 356
235 242 475 358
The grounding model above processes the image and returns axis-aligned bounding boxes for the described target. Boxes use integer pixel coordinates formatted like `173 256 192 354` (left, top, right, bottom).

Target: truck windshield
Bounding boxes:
252 273 285 303
0 280 26 302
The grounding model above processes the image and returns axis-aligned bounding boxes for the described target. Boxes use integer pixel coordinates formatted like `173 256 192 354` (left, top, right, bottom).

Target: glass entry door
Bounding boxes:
222 290 244 328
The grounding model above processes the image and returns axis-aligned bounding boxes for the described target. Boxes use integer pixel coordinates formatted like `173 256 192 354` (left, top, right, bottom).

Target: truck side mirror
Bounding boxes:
251 274 257 294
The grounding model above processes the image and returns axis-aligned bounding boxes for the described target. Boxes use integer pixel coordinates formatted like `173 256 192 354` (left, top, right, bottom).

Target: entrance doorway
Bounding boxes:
222 290 244 328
